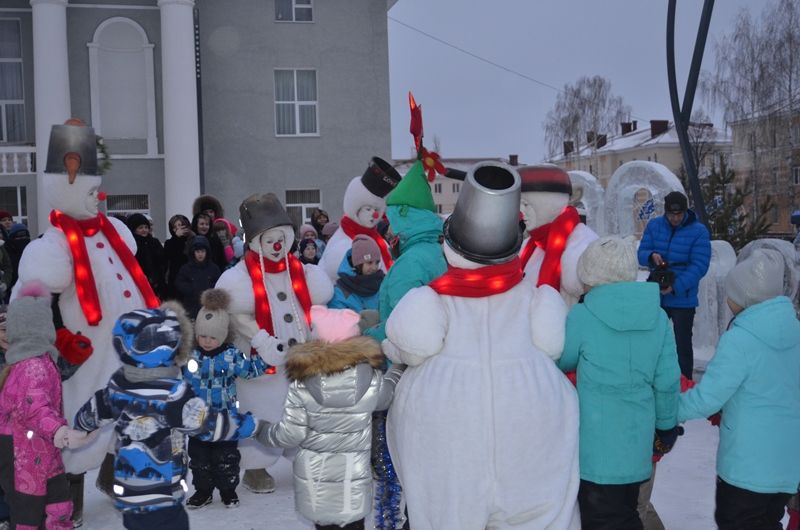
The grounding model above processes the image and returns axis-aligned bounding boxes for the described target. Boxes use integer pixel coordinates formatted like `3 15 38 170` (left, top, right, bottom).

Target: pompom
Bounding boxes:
200 288 230 312
17 280 51 302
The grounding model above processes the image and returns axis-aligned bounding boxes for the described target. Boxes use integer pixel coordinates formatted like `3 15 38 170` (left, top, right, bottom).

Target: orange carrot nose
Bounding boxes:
64 152 81 184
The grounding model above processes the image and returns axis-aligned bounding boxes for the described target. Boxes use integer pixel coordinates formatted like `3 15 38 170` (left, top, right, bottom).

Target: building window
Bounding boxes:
275 0 312 22
285 189 321 228
105 194 149 218
791 124 800 145
275 69 318 136
434 183 442 194
793 166 800 185
0 19 25 144
0 185 27 225
452 182 460 193
88 18 158 155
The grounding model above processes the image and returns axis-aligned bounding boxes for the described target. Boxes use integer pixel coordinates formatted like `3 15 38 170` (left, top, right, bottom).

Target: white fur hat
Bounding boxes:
725 248 784 309
342 176 386 220
577 236 638 287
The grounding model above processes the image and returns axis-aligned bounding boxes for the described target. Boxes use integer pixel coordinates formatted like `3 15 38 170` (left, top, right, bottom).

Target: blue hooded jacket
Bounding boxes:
637 209 711 308
328 248 382 312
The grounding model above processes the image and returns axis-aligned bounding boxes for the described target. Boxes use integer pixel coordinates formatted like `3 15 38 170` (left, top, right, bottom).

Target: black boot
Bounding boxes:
186 490 213 509
67 473 85 528
95 453 116 498
219 489 239 509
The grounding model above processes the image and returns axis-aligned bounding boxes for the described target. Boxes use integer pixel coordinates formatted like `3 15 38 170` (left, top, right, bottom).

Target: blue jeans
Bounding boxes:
663 307 695 379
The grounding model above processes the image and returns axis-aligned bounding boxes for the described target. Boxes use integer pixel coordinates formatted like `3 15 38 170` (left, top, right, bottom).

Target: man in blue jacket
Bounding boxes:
638 191 711 380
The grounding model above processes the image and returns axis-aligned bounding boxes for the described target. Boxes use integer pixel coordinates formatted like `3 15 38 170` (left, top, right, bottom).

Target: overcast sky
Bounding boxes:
387 0 758 164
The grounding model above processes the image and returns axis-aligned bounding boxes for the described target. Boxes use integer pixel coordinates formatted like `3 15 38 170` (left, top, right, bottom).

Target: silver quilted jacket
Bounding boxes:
257 336 403 526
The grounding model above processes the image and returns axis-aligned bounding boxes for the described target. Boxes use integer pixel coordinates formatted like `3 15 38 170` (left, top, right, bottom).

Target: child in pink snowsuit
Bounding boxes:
0 282 93 529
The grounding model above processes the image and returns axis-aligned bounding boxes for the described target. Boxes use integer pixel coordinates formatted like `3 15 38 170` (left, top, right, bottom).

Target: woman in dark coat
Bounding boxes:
126 213 165 296
163 214 193 300
175 235 221 318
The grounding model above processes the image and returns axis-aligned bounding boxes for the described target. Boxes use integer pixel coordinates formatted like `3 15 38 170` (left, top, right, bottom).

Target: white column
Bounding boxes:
158 0 201 222
30 0 71 234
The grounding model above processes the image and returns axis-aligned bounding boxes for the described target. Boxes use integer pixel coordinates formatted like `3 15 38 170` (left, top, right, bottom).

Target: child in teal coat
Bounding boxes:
679 248 800 530
558 236 680 530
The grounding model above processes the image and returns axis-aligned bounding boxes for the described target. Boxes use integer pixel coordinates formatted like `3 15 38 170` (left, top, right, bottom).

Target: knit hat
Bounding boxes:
8 224 29 240
195 289 231 344
664 191 688 213
386 160 436 212
126 213 150 234
577 236 638 287
4 281 58 365
299 223 318 239
299 238 317 254
310 305 360 343
321 221 339 237
113 302 192 368
0 210 11 220
725 248 784 309
518 165 572 195
191 235 211 252
351 234 381 266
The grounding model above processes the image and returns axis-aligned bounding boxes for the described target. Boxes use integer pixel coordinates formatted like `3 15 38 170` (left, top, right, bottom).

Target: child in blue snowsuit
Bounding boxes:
182 289 267 509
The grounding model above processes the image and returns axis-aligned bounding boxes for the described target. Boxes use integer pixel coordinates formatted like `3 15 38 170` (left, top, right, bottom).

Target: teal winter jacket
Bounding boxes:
363 205 446 342
558 281 681 484
679 296 800 494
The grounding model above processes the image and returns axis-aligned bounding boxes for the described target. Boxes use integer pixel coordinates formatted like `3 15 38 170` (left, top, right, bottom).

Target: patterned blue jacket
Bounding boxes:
637 209 711 308
182 344 266 439
75 369 254 514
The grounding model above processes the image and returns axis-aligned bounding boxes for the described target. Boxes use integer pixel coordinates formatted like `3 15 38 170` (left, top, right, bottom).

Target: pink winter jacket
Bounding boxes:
0 354 67 496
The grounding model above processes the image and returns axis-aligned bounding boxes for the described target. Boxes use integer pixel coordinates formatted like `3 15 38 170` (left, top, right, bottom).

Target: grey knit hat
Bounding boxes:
577 236 638 287
194 289 231 345
5 281 58 365
725 248 784 309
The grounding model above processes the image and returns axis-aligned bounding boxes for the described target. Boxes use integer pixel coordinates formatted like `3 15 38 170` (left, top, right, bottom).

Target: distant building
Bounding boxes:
0 0 396 237
547 120 732 189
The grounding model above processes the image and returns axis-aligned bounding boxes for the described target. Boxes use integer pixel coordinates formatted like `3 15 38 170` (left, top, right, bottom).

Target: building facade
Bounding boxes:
0 0 395 238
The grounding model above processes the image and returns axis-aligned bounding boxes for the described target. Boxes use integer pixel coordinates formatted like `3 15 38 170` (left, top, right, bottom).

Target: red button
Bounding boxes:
123 290 131 298
96 242 104 248
116 273 123 280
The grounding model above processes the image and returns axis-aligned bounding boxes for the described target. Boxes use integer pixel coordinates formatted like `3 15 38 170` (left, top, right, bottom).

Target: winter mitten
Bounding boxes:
707 412 722 426
253 419 273 447
565 371 577 386
652 426 680 456
358 309 380 332
679 374 696 393
250 329 286 366
55 327 94 365
54 426 97 449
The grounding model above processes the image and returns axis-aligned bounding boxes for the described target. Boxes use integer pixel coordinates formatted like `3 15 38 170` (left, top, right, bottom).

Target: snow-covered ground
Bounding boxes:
79 416 766 530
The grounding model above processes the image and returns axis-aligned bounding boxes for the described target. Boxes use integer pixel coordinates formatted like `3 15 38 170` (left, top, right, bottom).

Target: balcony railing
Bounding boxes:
0 145 35 175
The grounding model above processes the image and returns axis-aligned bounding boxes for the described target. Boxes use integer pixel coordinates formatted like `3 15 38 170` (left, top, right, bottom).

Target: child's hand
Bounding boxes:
652 426 680 456
54 426 98 449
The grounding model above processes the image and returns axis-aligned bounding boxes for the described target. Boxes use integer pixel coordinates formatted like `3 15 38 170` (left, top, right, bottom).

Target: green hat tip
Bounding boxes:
386 160 436 212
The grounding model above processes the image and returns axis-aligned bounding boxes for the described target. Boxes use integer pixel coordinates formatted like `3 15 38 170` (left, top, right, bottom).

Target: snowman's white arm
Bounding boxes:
385 286 447 366
530 284 568 361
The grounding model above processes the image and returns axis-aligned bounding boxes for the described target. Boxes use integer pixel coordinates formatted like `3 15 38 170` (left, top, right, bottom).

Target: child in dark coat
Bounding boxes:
182 289 266 509
175 235 221 318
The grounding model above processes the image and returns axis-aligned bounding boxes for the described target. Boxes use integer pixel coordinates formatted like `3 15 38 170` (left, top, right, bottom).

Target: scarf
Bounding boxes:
519 206 580 290
244 250 312 336
336 270 385 298
340 216 394 269
429 257 524 298
49 210 160 325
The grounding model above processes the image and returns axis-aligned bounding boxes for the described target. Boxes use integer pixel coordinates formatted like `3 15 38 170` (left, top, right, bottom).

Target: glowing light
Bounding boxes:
235 400 240 409
187 359 199 373
180 480 188 493
26 430 33 439
113 485 124 495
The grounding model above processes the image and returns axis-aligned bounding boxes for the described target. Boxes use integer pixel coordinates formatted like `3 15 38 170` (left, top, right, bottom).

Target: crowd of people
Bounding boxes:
0 119 798 530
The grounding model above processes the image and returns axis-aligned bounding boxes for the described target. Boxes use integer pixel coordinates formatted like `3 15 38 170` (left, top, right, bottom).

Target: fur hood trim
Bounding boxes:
192 194 224 218
160 300 193 367
285 336 384 381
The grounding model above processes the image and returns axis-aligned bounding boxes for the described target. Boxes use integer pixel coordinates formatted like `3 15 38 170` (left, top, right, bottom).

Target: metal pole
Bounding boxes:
194 6 205 194
667 0 715 228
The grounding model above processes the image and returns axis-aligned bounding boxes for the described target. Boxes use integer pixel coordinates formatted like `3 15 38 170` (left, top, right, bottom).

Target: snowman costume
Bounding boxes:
518 165 598 307
14 122 160 474
383 162 580 530
318 157 400 282
215 193 332 478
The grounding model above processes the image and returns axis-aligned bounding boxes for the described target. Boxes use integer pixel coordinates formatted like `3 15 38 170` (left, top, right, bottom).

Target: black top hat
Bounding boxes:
361 157 401 198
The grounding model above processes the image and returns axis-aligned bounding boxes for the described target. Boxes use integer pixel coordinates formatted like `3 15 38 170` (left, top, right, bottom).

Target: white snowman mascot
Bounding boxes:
383 162 581 530
518 164 598 307
318 157 400 281
215 193 332 493
14 120 161 521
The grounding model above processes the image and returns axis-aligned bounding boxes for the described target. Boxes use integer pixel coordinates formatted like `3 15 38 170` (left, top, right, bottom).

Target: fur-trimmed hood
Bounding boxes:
285 336 383 382
160 300 194 367
192 194 224 219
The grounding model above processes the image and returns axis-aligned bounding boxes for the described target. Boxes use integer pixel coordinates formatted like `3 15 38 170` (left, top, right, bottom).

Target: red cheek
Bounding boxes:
273 242 282 251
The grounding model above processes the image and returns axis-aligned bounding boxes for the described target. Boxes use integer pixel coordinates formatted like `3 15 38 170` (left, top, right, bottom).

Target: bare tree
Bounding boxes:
543 75 630 164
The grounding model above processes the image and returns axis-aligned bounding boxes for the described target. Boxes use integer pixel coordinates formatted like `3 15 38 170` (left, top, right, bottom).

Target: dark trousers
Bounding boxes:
188 437 241 493
123 504 189 530
715 477 791 530
0 486 9 520
664 307 696 379
578 479 643 530
315 519 365 530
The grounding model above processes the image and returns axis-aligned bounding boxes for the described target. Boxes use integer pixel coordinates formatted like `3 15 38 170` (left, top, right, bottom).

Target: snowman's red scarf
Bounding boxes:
429 257 524 298
519 206 580 290
340 215 394 269
49 210 160 325
244 250 312 336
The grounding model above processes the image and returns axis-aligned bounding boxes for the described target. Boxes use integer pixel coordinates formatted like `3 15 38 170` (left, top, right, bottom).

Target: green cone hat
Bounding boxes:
386 160 436 212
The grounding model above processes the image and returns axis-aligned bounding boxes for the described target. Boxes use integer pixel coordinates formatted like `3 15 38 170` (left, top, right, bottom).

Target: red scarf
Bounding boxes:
340 215 394 269
49 210 160 326
244 250 312 336
429 257 524 298
519 206 580 290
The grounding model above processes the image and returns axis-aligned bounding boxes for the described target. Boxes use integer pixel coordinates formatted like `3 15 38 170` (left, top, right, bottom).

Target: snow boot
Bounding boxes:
95 453 116 498
186 490 213 510
67 473 84 528
242 469 275 494
220 489 239 509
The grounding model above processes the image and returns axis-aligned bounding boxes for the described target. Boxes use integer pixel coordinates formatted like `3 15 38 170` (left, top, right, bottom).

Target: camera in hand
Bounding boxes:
647 263 675 290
